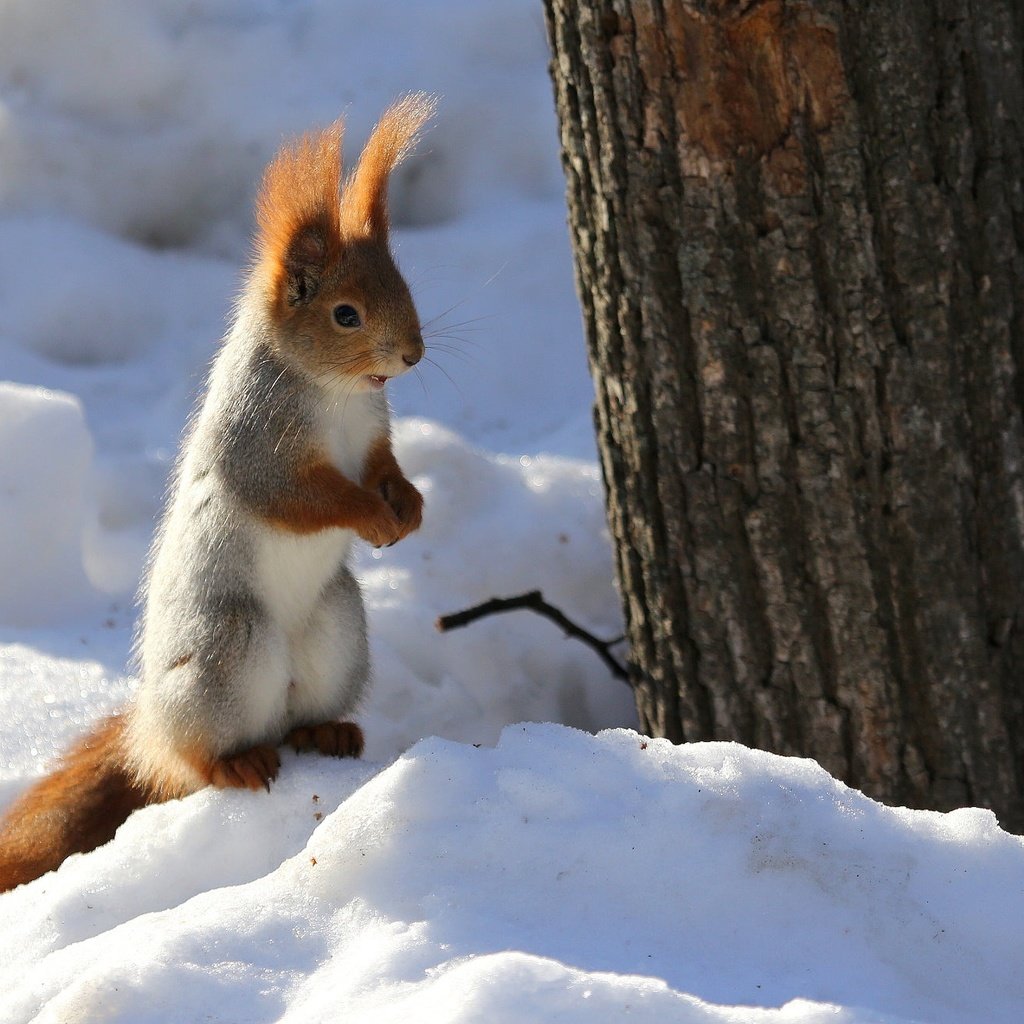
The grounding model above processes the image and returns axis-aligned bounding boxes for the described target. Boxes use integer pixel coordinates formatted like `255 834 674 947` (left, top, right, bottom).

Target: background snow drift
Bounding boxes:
1 2 1022 1022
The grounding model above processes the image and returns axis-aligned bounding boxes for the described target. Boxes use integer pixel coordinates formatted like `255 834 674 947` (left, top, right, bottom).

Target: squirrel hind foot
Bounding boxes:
205 745 281 792
286 721 364 759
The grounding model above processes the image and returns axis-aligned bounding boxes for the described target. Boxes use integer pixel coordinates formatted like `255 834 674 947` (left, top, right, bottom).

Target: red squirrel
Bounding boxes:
0 96 434 892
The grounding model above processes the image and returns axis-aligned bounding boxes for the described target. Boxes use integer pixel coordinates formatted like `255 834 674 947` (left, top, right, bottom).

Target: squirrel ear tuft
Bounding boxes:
255 122 343 310
341 93 436 240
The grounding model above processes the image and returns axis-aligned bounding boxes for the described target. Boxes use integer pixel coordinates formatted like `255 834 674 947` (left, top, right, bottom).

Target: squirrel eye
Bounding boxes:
333 304 362 329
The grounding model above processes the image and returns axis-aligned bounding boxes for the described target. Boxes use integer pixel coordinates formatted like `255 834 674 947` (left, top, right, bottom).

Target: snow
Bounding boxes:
1 2 1022 1022
3 727 1023 1023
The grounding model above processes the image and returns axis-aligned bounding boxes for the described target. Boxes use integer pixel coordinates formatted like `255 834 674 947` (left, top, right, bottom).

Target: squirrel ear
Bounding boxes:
341 94 436 240
255 122 343 311
282 221 331 306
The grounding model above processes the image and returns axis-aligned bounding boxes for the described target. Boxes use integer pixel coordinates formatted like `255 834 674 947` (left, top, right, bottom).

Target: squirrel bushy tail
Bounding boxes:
0 716 152 892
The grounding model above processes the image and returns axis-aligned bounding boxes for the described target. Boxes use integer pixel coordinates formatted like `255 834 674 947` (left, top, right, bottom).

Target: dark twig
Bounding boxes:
436 590 630 683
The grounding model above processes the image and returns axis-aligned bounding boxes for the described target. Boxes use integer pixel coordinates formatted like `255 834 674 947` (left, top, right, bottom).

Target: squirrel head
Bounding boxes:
253 95 435 394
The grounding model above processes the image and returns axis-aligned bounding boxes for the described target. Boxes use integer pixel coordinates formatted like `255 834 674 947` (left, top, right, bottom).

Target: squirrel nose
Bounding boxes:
403 338 424 367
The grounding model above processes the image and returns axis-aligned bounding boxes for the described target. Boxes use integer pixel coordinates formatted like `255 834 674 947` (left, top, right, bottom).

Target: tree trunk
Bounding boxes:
544 0 1024 828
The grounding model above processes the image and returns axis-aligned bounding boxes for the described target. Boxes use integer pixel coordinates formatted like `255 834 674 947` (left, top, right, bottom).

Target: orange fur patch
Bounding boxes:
255 121 343 312
361 434 401 491
263 456 401 546
341 93 436 239
252 97 434 321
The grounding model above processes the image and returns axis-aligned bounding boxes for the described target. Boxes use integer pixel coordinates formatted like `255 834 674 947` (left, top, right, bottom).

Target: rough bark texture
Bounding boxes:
545 0 1024 828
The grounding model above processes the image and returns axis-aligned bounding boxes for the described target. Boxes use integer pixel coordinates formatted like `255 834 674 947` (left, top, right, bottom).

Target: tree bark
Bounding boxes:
544 0 1024 828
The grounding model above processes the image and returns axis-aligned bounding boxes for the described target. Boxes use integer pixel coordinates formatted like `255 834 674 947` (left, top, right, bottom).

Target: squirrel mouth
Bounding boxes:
367 374 390 389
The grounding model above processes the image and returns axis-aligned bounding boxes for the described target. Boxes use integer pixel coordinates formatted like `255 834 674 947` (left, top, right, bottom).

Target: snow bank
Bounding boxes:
0 383 100 625
360 418 630 759
2 725 1022 1023
0 0 562 253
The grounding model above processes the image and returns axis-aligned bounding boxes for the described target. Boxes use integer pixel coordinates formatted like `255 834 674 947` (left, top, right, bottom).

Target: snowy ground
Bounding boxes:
1 2 1022 1022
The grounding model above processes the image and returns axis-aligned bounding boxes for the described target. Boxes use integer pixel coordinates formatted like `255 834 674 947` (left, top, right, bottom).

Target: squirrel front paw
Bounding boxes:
355 498 402 548
380 476 423 541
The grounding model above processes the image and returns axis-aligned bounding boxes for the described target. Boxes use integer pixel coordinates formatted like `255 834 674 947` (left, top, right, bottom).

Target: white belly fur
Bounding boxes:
255 526 354 631
256 389 385 633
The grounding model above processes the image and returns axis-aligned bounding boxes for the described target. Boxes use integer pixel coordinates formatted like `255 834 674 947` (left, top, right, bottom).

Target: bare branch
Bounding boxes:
436 590 629 683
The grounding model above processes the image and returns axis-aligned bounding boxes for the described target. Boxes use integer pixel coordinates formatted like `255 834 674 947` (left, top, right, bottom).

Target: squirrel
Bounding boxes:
0 95 434 892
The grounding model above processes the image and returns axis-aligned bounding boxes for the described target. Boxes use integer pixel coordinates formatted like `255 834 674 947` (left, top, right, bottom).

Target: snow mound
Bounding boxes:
2 725 1022 1023
0 383 100 624
0 0 562 252
0 216 232 368
360 418 629 759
